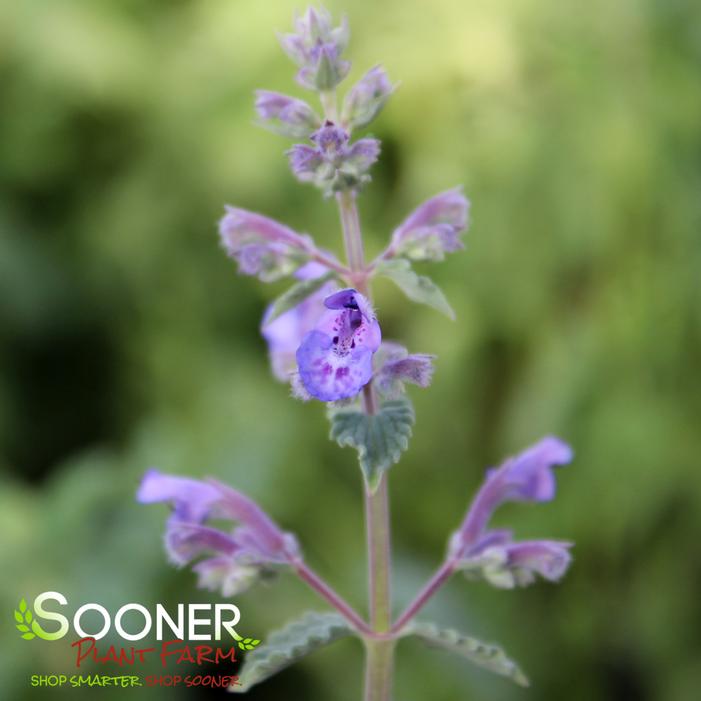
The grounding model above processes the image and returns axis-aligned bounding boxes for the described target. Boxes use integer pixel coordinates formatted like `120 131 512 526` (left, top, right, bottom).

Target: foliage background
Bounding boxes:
1 0 700 699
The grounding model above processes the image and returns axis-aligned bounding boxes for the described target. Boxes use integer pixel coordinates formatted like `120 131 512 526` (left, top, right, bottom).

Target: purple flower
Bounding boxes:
287 144 325 182
459 537 573 589
448 437 574 588
374 342 435 398
279 8 350 91
345 138 381 171
219 207 313 282
311 121 350 153
261 262 338 381
455 437 573 547
388 187 470 262
255 90 321 138
343 65 395 130
287 122 380 194
296 288 381 401
137 470 300 596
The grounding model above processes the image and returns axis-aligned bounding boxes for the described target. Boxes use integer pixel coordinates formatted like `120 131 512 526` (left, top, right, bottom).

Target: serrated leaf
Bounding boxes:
231 612 353 693
329 398 415 491
19 598 27 613
377 259 455 319
21 633 35 640
25 610 33 623
265 272 335 324
405 621 528 687
14 611 23 623
16 624 29 633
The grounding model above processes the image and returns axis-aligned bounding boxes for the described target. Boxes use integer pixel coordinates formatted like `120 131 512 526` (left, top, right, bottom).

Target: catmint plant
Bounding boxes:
138 6 573 699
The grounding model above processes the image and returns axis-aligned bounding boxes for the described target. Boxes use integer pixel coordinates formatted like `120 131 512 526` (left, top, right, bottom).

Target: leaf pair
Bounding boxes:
264 258 454 326
231 612 527 693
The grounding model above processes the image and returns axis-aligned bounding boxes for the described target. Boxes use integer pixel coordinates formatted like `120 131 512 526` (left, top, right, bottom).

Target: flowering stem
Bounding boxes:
364 638 395 701
390 558 457 633
294 560 373 635
320 91 338 122
336 187 394 700
365 476 391 631
307 246 351 277
337 190 366 279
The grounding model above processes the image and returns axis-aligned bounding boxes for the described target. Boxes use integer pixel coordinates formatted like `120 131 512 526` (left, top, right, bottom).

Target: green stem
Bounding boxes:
336 187 394 700
337 190 366 278
364 638 396 701
320 91 338 122
365 474 391 632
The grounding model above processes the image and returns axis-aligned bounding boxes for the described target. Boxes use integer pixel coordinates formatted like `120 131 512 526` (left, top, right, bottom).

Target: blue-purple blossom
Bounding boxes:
261 262 337 381
448 437 574 588
255 90 321 138
219 207 313 282
342 65 395 130
388 187 470 262
137 470 300 596
374 342 435 398
279 7 350 91
287 122 380 194
456 530 573 589
296 288 381 401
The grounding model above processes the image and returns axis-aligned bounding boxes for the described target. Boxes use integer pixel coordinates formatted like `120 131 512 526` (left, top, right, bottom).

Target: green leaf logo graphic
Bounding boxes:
15 598 36 640
230 630 261 651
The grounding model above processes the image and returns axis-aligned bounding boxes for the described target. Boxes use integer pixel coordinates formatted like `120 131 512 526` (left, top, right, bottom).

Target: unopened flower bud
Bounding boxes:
219 207 313 282
255 90 321 138
343 66 394 130
389 188 470 262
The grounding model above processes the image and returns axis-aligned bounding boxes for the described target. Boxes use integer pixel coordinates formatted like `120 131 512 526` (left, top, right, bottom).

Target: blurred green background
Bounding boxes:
1 0 700 699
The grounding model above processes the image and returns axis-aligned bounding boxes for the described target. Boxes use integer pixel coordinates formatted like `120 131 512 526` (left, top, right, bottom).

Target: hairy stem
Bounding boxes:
294 560 373 635
364 639 395 701
391 558 457 633
337 188 394 700
337 190 366 278
365 475 392 632
320 91 338 122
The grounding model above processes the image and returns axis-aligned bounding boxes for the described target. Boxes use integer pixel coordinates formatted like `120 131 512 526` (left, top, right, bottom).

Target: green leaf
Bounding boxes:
329 398 415 491
376 259 455 319
231 612 353 693
14 611 23 623
19 598 27 613
21 633 35 640
264 272 335 324
16 624 29 633
25 610 33 623
404 621 528 687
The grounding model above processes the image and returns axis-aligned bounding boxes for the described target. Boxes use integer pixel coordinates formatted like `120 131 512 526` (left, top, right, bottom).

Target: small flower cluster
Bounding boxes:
255 7 392 197
216 8 470 404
